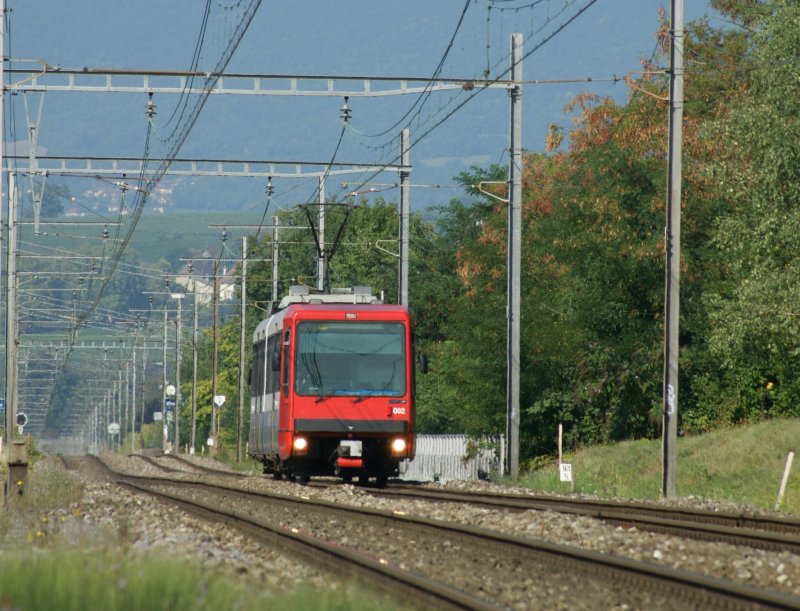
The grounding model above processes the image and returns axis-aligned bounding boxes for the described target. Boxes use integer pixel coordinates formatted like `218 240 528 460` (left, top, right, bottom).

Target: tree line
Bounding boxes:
177 1 800 466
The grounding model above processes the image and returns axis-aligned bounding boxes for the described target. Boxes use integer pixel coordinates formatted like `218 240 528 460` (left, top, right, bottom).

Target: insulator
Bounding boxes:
221 228 227 243
265 177 274 197
340 96 351 123
146 92 156 119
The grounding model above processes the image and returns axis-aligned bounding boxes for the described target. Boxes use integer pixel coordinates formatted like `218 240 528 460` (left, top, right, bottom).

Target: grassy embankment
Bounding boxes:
520 417 800 514
0 457 405 611
0 550 398 611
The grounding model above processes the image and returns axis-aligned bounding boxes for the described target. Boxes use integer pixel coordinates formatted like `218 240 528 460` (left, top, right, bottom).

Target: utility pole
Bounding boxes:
317 179 325 291
0 0 4 455
117 371 123 451
211 261 219 451
124 363 130 452
271 216 280 302
131 345 137 454
238 236 247 462
92 404 97 453
103 390 109 451
399 128 410 307
506 33 523 479
109 386 114 450
162 307 168 453
172 292 184 454
140 347 147 451
191 282 198 454
662 0 684 499
4 172 18 448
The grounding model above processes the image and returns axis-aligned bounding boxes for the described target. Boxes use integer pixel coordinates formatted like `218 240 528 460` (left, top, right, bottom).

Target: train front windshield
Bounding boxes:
295 321 406 397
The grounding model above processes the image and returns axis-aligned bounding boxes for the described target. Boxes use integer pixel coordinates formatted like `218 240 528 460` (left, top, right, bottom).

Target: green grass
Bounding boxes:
519 418 800 514
0 455 408 611
0 549 403 611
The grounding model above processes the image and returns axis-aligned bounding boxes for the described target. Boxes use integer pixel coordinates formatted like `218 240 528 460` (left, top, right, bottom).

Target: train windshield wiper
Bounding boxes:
352 389 380 403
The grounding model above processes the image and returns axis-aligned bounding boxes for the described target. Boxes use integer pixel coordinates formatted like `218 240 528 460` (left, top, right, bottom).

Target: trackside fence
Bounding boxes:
399 434 504 482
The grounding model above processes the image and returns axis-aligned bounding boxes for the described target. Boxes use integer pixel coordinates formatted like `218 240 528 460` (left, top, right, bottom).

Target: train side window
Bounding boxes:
266 334 279 395
250 344 257 391
262 342 268 396
271 339 280 372
259 341 267 395
281 329 291 396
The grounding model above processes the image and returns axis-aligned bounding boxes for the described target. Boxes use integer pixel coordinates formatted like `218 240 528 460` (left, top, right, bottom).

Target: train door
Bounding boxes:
265 331 280 452
278 327 292 460
251 337 266 453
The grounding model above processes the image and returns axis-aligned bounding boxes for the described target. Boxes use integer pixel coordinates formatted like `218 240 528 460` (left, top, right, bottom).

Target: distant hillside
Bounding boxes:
25 211 265 276
126 211 267 268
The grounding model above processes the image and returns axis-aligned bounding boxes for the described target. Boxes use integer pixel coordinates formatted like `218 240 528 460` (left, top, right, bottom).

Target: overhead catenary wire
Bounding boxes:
324 0 603 209
48 0 264 377
347 0 473 139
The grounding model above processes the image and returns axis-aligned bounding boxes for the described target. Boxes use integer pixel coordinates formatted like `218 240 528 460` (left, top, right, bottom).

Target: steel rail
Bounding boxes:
158 453 246 477
366 485 800 553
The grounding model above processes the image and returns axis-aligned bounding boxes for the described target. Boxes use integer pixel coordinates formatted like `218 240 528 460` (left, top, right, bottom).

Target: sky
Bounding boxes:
6 0 720 213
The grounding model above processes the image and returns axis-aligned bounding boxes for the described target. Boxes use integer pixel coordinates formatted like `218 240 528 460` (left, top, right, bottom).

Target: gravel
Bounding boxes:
14 454 800 607
5 456 327 589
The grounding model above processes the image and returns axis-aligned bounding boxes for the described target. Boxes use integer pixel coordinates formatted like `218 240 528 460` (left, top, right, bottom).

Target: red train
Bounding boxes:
249 286 416 485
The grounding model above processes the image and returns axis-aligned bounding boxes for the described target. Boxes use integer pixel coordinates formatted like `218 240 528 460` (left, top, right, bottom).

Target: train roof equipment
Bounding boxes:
275 285 383 311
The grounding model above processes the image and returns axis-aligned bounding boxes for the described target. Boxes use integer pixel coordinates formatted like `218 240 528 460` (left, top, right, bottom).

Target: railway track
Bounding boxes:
129 454 800 555
157 453 247 477
76 455 499 610
73 455 800 610
361 483 800 555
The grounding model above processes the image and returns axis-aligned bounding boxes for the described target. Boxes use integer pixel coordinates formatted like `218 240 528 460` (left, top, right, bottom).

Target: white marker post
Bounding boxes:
775 451 795 511
558 422 563 468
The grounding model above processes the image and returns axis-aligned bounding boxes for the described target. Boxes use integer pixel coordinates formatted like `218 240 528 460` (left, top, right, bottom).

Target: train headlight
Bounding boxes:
391 437 407 455
293 437 308 455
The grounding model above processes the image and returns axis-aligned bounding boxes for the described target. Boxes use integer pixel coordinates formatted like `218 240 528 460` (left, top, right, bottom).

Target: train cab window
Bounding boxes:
281 329 291 396
295 321 406 397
